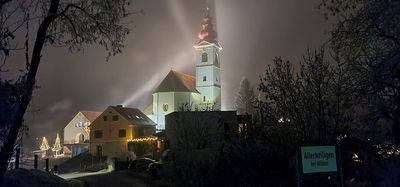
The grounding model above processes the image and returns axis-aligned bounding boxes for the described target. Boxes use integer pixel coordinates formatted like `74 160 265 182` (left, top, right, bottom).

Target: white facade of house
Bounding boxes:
63 111 100 157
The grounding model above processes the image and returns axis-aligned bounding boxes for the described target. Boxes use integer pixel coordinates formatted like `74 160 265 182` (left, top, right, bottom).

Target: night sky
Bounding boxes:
5 0 330 151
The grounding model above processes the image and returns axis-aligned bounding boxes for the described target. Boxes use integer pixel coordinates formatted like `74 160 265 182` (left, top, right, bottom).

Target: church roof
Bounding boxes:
111 106 156 126
80 111 101 122
143 103 153 115
153 70 199 94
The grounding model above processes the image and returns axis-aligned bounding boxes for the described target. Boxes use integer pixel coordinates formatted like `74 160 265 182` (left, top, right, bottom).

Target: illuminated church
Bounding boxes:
145 9 222 130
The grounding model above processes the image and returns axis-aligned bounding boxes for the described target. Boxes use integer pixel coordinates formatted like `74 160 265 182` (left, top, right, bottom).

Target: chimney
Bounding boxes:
116 105 123 108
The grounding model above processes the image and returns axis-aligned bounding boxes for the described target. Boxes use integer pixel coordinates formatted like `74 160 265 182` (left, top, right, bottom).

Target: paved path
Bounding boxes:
58 169 110 180
72 170 158 187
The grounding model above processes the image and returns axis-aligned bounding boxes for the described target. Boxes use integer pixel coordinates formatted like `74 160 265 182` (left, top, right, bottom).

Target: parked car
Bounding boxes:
128 158 155 172
147 162 163 178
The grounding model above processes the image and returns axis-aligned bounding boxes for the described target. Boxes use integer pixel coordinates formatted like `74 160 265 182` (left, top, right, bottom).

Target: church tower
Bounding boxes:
194 8 222 110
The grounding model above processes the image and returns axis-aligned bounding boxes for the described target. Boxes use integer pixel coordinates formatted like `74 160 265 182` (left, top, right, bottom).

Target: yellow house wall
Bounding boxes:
89 106 156 157
89 107 133 157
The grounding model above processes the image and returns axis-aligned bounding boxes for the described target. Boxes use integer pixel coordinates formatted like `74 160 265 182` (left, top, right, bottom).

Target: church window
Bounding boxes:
163 104 169 112
203 76 207 81
202 52 208 62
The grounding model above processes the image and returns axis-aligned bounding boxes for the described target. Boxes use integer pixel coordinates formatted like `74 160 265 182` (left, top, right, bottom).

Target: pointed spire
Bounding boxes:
197 7 217 43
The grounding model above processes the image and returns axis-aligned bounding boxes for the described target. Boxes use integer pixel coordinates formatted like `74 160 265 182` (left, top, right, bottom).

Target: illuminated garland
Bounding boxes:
127 137 158 142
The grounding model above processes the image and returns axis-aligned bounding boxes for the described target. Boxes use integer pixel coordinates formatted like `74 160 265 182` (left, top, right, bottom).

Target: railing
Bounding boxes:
63 140 89 144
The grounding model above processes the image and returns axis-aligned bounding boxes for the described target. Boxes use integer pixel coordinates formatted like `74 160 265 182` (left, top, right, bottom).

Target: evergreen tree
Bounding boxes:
52 133 61 157
235 77 256 115
39 137 50 151
39 137 50 158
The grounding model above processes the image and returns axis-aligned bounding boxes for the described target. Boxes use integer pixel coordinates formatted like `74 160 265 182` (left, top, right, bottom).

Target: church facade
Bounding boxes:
147 9 222 130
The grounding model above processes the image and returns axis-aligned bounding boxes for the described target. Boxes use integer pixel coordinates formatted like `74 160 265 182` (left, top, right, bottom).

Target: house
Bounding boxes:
89 105 156 157
63 110 101 157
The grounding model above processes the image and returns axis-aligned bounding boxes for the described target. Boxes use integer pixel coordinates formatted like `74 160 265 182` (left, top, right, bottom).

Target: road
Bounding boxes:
70 170 160 187
58 169 111 180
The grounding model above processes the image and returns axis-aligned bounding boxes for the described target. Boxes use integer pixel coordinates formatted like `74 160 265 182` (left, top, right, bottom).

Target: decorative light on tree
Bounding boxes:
52 133 62 158
40 137 50 158
84 122 90 136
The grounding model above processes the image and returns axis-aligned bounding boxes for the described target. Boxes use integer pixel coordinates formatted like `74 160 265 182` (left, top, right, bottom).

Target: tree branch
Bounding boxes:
0 0 12 10
60 13 79 38
374 23 400 47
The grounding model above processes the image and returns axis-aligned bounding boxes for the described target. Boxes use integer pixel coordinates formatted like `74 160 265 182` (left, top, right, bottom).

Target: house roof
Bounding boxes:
153 70 199 93
80 111 101 122
111 106 156 126
143 103 153 115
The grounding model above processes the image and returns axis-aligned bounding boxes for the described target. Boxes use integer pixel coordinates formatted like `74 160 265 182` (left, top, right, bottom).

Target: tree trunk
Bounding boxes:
0 0 60 179
0 88 31 179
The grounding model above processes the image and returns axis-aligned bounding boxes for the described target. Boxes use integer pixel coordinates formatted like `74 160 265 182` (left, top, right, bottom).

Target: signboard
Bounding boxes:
300 146 338 174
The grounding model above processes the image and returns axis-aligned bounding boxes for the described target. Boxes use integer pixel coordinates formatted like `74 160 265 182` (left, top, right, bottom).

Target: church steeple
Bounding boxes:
197 7 217 43
194 7 222 110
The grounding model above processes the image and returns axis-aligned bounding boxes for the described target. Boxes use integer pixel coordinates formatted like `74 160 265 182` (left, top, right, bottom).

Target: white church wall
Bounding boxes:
194 44 219 67
152 92 201 130
153 92 175 130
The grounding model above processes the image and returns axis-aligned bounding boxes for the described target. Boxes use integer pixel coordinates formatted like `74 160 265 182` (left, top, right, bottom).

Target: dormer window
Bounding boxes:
202 52 208 62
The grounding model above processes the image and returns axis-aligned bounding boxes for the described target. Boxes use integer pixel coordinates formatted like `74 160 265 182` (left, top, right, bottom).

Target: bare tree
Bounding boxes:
0 0 133 177
321 0 400 145
258 47 357 144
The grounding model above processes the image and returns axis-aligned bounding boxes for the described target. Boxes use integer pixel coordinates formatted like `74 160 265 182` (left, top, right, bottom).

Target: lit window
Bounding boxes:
203 76 207 81
76 122 83 127
118 129 126 138
202 52 208 62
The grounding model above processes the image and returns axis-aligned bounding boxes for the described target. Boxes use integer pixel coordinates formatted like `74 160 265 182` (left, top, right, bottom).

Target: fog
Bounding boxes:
4 0 330 151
